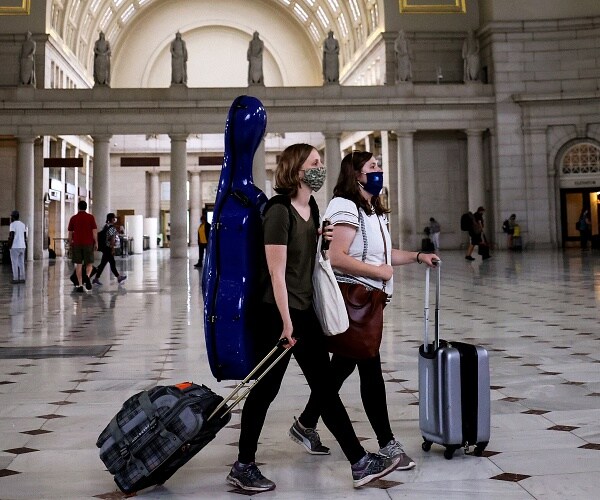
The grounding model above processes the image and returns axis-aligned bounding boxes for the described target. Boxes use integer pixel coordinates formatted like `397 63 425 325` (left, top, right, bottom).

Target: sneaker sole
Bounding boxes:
288 428 330 455
226 475 275 492
396 459 416 471
353 455 402 488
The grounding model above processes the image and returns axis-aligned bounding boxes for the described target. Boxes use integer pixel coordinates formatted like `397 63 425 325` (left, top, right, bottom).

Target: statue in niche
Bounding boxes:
394 30 413 83
323 31 340 84
170 32 188 85
94 31 111 86
19 31 36 86
247 32 264 85
462 29 480 82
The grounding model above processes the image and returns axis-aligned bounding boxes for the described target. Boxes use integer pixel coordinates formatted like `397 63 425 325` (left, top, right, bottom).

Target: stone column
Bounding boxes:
92 135 112 225
398 130 417 250
16 136 35 261
252 137 266 193
169 134 188 258
466 129 485 211
148 169 160 219
189 170 201 248
382 131 400 247
324 132 342 203
33 137 44 260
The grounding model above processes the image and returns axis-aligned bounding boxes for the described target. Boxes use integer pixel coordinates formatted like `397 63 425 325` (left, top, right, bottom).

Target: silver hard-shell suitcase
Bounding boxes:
418 263 490 459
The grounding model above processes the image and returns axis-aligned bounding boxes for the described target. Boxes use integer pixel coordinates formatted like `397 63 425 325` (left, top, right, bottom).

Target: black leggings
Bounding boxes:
300 354 394 449
237 303 365 465
93 248 119 279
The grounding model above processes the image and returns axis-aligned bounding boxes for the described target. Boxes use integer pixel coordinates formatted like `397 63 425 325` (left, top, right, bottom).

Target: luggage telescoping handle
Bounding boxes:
424 261 441 353
207 338 290 421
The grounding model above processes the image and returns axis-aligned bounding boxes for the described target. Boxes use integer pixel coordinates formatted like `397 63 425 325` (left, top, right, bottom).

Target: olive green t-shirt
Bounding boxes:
262 202 317 311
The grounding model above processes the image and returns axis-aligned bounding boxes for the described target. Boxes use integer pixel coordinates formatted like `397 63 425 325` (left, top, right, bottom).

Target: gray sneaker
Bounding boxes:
378 439 416 470
289 416 330 455
226 462 275 492
352 452 402 488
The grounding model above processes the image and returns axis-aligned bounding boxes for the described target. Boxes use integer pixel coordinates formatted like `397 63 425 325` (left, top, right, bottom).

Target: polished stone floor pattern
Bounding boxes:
0 248 599 499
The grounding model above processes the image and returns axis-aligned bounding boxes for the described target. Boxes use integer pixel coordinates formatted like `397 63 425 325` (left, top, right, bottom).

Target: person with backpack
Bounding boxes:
226 144 402 492
502 213 518 249
90 213 127 285
465 206 489 260
290 150 438 474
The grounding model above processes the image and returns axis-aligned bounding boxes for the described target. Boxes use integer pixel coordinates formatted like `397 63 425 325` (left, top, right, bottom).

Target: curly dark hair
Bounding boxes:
274 143 315 197
333 151 389 216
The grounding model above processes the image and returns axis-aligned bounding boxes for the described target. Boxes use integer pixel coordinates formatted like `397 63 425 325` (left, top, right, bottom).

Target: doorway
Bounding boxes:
560 188 599 247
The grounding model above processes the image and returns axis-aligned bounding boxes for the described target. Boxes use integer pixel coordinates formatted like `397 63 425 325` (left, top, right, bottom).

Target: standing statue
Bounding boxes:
170 32 188 85
247 31 264 85
19 31 36 86
323 31 339 84
462 29 480 82
394 30 413 83
94 31 111 86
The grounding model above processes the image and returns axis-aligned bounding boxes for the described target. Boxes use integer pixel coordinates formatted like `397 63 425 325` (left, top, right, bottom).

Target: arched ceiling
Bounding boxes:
50 0 383 86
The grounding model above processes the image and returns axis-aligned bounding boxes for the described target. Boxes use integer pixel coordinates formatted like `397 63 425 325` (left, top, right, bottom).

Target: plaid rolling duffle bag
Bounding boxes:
97 381 231 494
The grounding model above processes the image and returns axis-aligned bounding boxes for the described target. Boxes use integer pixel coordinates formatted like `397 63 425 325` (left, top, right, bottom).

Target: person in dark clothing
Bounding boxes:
194 215 211 268
90 213 127 285
465 206 490 260
226 144 401 493
577 208 592 249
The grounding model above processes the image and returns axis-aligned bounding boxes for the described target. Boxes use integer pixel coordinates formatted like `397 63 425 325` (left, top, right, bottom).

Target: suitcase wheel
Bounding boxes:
443 446 459 460
421 439 432 452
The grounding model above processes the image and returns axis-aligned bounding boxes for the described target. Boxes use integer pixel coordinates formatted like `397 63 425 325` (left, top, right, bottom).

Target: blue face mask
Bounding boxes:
360 171 384 197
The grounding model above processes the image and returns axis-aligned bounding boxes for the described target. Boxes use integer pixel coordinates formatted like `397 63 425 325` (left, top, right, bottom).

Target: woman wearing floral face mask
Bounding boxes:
227 144 401 492
290 151 439 472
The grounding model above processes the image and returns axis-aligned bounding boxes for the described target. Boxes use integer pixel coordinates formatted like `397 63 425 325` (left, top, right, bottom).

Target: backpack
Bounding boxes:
460 212 474 232
258 194 320 275
502 219 510 234
97 225 108 251
262 194 320 230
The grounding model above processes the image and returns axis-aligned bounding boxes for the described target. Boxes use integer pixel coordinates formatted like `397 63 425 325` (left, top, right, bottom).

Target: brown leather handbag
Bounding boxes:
326 282 387 359
326 210 389 359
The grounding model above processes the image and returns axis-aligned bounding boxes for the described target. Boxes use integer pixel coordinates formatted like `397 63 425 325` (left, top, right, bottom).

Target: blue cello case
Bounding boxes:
202 96 268 381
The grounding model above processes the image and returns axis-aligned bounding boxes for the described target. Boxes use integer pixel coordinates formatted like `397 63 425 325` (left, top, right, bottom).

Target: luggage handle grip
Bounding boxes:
424 261 441 353
207 338 289 421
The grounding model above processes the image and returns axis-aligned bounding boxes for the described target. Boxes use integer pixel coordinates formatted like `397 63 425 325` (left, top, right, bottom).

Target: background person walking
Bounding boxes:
194 215 210 268
8 210 27 284
90 213 127 285
67 200 97 292
428 217 441 252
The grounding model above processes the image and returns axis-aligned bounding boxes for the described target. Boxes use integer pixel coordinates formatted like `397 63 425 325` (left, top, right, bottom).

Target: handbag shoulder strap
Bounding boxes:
376 215 388 293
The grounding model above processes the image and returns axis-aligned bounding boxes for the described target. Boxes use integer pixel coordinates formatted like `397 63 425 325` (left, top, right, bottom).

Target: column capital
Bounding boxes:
323 131 342 140
169 133 189 142
16 135 36 143
92 134 112 143
465 128 486 137
396 129 416 138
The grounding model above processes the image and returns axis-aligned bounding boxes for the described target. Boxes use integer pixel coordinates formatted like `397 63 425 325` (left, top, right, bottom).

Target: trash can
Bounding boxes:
122 237 131 257
143 235 150 250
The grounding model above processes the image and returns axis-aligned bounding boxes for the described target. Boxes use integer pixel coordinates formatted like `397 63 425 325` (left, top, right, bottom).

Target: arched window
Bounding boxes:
561 142 600 175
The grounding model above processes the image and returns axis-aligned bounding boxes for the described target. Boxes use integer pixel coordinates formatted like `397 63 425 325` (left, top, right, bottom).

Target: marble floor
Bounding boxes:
0 248 599 499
